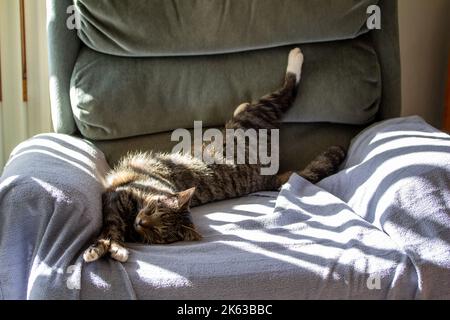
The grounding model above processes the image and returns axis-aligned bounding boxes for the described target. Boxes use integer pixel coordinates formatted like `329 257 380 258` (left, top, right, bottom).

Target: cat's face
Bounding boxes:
133 188 202 244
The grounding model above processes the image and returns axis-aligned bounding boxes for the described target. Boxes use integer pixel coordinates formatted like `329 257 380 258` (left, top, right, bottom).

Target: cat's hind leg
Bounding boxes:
277 146 347 186
83 211 130 263
233 103 250 117
299 146 346 184
227 48 303 131
287 47 304 84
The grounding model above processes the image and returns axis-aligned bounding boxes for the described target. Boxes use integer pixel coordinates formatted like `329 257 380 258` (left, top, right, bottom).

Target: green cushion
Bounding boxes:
75 0 379 56
92 123 364 171
70 36 381 140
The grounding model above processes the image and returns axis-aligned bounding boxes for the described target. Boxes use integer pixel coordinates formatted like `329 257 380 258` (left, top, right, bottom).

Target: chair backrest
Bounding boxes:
47 0 401 169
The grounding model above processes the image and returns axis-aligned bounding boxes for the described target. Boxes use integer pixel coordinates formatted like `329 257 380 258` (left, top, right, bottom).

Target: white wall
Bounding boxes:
0 0 28 169
0 0 51 170
398 0 450 128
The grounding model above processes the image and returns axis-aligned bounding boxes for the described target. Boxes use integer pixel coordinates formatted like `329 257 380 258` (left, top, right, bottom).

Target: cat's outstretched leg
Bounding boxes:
83 198 130 263
277 146 347 186
227 47 303 131
286 47 303 85
84 239 129 263
298 146 346 183
233 103 251 117
83 233 129 263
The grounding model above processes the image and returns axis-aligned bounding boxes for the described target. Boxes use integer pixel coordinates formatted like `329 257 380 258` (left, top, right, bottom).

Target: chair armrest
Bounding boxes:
47 0 81 134
0 134 109 299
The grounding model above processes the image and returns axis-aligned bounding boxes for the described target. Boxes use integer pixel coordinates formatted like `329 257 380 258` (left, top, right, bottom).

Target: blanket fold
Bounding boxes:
1 117 449 299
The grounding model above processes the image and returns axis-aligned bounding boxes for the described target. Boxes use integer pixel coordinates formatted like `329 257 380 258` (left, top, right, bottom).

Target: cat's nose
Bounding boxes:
135 218 144 227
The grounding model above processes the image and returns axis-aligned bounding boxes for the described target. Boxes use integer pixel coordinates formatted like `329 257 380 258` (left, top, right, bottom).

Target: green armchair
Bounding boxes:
11 1 450 301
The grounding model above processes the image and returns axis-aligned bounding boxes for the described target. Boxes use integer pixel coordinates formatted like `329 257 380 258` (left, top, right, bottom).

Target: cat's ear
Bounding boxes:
177 187 196 211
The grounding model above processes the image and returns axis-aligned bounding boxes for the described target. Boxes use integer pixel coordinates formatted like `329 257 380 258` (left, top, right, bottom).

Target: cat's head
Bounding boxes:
133 187 202 244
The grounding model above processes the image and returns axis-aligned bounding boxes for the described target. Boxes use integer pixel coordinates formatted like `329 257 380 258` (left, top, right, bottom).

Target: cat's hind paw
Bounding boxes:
233 102 250 117
287 48 304 84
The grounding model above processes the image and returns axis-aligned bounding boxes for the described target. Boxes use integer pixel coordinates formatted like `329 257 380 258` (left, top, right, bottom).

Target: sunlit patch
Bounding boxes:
8 149 95 178
206 212 257 223
232 204 273 214
35 133 104 157
129 157 149 168
11 138 94 166
358 131 450 165
27 259 65 298
221 240 328 277
88 272 111 290
0 175 19 189
136 261 192 287
31 177 68 202
299 191 345 207
371 131 450 145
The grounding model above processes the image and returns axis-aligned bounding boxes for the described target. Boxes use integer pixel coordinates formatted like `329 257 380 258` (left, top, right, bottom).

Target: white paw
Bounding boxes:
233 103 250 117
287 48 304 84
109 243 129 263
83 246 102 263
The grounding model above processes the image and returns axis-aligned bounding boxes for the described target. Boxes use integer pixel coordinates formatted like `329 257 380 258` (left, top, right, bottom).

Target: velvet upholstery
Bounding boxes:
47 0 401 168
71 36 380 140
91 123 363 170
75 0 380 57
47 0 81 134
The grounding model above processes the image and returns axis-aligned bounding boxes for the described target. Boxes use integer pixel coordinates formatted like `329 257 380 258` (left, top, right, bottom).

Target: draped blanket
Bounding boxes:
1 117 449 299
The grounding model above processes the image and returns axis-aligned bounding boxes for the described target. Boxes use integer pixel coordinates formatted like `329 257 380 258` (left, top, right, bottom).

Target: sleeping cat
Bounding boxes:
83 48 346 263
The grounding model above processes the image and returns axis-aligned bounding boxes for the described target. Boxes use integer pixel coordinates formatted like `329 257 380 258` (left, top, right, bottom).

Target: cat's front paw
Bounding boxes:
83 239 110 263
83 245 105 263
109 242 129 263
287 48 304 84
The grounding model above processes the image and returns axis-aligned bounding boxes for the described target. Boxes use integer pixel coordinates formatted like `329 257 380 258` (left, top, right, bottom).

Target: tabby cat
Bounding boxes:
84 48 346 263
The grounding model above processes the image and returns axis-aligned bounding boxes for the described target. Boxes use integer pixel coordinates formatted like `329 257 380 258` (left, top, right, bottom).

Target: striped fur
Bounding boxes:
84 48 346 263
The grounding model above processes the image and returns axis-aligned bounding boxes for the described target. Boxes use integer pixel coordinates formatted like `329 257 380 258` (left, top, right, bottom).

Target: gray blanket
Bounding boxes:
0 116 449 299
318 116 450 299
